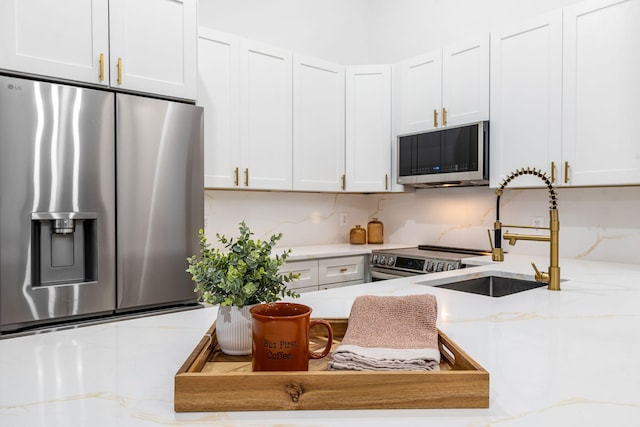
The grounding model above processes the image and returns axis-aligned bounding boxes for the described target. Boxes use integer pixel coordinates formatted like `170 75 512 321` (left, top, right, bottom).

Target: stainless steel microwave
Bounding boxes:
397 121 489 188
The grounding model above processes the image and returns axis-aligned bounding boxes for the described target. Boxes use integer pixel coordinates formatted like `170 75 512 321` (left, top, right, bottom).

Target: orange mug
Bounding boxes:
250 302 333 371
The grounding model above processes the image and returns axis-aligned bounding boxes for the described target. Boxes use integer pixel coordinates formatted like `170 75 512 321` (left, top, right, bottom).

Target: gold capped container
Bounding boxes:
367 218 383 244
349 225 366 245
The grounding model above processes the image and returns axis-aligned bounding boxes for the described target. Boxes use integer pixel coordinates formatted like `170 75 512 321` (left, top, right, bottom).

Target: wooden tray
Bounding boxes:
175 319 489 411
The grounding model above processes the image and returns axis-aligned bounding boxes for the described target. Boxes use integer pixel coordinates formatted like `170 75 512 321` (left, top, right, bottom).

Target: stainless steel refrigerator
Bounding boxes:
0 75 203 333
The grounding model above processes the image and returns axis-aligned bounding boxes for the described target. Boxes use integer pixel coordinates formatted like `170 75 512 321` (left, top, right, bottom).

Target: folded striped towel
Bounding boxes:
328 294 440 371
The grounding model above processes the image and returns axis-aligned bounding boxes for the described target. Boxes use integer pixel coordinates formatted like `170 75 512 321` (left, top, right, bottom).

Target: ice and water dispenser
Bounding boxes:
31 212 98 286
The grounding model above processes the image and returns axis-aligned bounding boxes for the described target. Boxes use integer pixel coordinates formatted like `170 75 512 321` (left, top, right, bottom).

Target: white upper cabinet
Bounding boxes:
562 0 640 186
109 0 197 100
293 55 345 192
489 10 563 188
0 0 109 85
198 29 241 189
0 0 197 100
198 32 293 190
396 34 489 136
239 40 293 191
491 0 640 188
395 50 442 135
345 65 392 192
442 35 490 128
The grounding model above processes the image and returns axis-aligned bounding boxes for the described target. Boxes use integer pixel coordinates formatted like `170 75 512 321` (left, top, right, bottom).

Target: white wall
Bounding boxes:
204 190 371 248
205 186 640 265
198 0 586 65
197 0 371 64
367 0 584 63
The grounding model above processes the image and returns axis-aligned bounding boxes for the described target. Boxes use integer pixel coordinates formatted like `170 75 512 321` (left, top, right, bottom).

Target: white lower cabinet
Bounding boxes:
318 256 365 285
278 260 318 293
281 255 366 293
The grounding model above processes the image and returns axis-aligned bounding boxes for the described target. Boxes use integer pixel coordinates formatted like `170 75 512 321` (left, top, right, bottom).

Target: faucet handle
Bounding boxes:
531 262 550 283
488 229 504 262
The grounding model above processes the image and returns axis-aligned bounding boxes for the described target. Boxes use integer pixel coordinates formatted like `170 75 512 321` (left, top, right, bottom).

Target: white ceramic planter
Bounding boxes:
215 305 253 355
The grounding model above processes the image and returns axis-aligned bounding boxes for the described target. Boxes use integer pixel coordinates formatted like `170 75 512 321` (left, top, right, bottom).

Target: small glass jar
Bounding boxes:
349 225 366 245
367 218 383 244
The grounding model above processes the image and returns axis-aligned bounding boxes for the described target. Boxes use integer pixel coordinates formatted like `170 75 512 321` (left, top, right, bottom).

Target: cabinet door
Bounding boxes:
109 0 197 100
395 50 442 135
293 55 346 192
442 34 490 127
0 0 109 85
489 11 563 188
563 0 640 186
345 65 392 192
318 256 365 285
279 260 319 291
239 41 293 190
198 29 241 189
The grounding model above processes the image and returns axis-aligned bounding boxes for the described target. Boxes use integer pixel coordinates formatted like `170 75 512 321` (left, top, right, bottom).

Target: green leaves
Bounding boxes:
186 221 300 308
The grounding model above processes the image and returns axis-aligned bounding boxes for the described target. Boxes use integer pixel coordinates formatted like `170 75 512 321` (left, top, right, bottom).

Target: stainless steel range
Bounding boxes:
370 245 491 281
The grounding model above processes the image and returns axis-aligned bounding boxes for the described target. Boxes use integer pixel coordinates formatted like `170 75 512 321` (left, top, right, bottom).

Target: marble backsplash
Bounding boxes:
204 186 640 264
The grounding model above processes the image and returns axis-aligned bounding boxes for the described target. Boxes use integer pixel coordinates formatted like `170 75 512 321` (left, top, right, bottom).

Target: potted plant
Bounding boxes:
186 221 299 355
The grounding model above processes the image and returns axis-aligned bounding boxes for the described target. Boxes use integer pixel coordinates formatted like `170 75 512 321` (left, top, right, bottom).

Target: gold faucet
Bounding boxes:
488 167 561 291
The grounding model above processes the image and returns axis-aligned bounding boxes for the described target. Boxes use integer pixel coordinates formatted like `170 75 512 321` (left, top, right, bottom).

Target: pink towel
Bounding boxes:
328 294 440 371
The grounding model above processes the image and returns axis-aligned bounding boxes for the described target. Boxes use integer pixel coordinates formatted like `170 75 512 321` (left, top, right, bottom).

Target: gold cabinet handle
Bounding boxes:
551 161 556 184
442 107 447 126
340 268 348 273
244 168 249 187
233 167 239 186
564 161 570 184
433 109 438 127
341 174 346 190
117 58 123 85
385 174 389 190
99 53 105 81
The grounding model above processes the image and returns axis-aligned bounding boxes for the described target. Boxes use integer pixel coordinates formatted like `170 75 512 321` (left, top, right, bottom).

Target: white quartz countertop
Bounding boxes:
285 243 414 260
1 254 639 426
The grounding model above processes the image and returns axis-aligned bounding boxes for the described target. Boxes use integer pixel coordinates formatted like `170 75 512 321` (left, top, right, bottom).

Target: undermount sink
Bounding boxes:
429 274 546 297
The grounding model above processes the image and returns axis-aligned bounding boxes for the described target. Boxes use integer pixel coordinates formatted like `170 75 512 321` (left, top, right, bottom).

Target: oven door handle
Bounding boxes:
370 270 411 280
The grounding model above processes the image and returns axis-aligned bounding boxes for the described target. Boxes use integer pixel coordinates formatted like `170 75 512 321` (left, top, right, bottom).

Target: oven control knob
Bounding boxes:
426 261 434 272
436 262 444 272
446 262 456 271
371 254 378 264
387 256 395 266
379 255 386 265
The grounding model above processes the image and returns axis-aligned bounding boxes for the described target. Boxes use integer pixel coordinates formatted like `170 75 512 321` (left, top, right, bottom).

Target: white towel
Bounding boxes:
328 294 440 371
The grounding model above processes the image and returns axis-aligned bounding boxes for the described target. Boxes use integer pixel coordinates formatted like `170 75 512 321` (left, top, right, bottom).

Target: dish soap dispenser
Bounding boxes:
367 218 383 244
